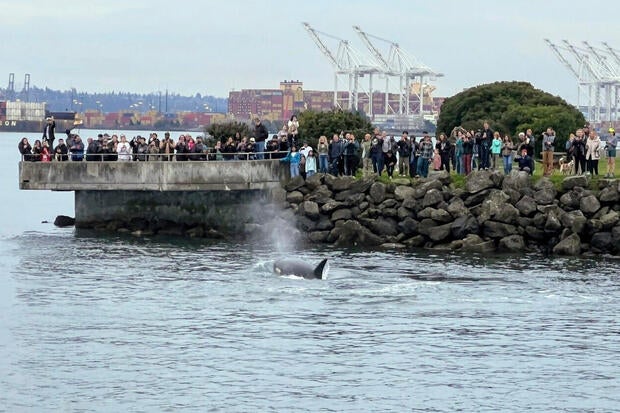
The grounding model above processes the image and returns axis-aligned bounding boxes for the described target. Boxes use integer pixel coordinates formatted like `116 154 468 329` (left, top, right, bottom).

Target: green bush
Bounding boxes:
298 109 373 149
437 81 585 152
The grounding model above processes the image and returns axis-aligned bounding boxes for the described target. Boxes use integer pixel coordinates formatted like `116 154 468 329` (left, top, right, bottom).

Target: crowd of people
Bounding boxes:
18 116 618 179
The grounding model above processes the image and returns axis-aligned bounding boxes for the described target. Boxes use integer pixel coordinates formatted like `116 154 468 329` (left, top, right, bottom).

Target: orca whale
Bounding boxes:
273 258 329 280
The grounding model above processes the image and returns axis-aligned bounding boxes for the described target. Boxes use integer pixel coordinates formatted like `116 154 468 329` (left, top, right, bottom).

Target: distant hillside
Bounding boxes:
0 86 228 114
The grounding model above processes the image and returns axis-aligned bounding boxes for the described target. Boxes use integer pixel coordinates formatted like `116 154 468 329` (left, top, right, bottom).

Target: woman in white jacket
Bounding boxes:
585 130 601 175
116 135 132 161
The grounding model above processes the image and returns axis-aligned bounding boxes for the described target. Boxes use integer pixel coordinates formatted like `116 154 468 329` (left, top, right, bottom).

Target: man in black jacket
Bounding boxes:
42 116 56 151
253 117 269 160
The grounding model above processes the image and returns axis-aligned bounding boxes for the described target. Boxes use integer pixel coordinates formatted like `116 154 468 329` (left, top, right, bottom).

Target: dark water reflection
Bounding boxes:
1 230 619 412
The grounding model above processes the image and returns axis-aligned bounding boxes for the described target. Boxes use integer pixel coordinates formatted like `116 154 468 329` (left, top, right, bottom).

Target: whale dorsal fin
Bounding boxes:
314 259 329 280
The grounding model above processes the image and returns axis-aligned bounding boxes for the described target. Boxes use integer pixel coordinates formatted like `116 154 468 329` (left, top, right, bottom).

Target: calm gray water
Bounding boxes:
1 131 619 412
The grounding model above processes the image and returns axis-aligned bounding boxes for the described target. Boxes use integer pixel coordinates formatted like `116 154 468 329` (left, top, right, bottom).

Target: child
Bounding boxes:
432 148 441 171
280 145 302 178
305 149 317 178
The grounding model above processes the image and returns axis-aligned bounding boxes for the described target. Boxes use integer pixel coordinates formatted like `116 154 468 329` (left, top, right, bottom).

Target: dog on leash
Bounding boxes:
559 157 574 175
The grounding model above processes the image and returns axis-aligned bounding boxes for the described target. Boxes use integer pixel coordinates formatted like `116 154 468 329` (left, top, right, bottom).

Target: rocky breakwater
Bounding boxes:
282 171 620 256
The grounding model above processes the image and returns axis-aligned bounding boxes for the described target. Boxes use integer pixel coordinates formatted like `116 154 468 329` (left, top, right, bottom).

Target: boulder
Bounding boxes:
483 221 517 239
417 218 437 237
451 215 480 239
417 207 436 219
559 190 581 209
534 187 557 205
304 173 324 190
308 230 330 243
324 174 356 191
382 208 399 218
498 235 526 252
600 211 620 229
306 186 334 204
599 186 620 203
525 225 545 241
369 182 387 204
315 216 334 231
579 195 600 215
299 201 320 221
464 189 491 207
285 175 306 191
403 235 425 248
562 175 588 190
515 195 537 217
560 210 586 232
397 207 413 220
465 170 496 193
334 220 383 247
296 215 318 231
503 188 522 205
590 232 615 253
391 178 411 186
321 201 346 214
349 176 376 194
54 215 75 227
422 188 444 208
461 234 496 253
366 217 399 237
446 197 469 218
394 185 416 201
186 226 205 238
427 222 453 242
552 233 582 256
331 209 353 222
612 225 620 244
401 197 419 210
378 199 399 209
544 211 563 233
398 217 419 237
431 208 453 223
286 190 304 204
479 190 519 224
413 179 443 198
502 170 532 191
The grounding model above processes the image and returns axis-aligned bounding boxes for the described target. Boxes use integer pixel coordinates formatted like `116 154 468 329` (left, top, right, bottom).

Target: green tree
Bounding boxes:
437 81 585 152
205 121 252 142
297 109 373 149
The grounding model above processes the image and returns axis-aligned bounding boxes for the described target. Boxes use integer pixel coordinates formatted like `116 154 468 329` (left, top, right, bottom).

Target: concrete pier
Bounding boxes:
19 160 289 234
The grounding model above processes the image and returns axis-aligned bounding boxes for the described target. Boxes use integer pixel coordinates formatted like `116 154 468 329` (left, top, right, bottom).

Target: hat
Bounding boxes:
250 137 255 142
609 127 615 133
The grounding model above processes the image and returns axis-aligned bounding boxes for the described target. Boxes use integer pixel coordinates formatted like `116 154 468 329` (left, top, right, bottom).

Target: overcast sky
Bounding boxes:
1 0 618 104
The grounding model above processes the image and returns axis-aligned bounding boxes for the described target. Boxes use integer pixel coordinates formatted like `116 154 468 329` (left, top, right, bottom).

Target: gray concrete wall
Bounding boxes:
19 160 288 191
75 189 285 232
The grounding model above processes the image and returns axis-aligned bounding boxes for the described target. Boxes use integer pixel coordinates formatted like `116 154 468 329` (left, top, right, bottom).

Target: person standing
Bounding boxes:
305 149 317 178
409 136 419 178
287 115 299 148
42 116 56 152
454 131 464 174
416 134 434 178
328 134 344 176
479 121 493 170
342 134 359 176
54 138 69 161
370 133 383 175
462 134 473 175
501 135 515 175
317 135 329 173
253 117 269 160
491 132 502 170
526 128 536 165
585 130 601 175
541 127 556 176
605 127 618 178
396 131 411 176
280 145 301 178
436 133 452 173
571 129 587 175
117 135 132 161
361 133 373 176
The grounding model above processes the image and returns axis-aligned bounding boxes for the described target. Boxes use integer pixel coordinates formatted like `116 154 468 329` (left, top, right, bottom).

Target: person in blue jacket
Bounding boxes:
280 145 302 178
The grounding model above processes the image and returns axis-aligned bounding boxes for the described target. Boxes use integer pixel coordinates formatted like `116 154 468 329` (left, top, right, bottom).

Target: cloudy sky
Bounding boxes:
1 0 618 104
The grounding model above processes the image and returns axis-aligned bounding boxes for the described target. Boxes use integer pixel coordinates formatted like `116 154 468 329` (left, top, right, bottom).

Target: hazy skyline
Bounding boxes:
2 0 619 104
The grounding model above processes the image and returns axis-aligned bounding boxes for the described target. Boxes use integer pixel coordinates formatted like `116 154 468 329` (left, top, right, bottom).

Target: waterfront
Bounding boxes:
2 132 620 411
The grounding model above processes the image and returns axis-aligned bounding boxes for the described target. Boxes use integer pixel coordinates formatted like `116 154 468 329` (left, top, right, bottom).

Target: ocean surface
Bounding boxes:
1 130 619 412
